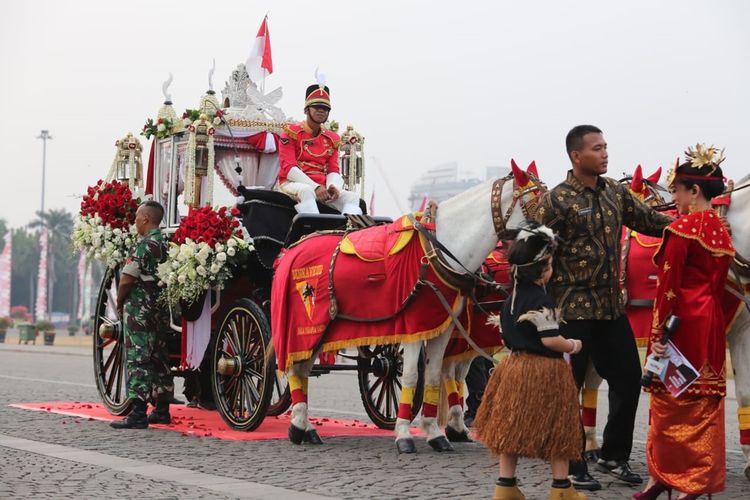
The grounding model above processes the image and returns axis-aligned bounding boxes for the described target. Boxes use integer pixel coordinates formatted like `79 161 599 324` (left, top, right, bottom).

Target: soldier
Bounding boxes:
277 82 363 215
111 201 174 429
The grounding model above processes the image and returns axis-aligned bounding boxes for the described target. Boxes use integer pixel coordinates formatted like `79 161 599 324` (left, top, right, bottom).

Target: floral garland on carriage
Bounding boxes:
157 206 252 308
72 179 139 268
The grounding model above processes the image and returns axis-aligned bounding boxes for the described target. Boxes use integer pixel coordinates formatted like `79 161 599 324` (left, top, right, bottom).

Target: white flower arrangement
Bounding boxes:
157 235 253 308
72 214 139 269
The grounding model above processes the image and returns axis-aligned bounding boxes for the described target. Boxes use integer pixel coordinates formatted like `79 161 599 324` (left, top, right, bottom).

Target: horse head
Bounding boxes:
504 159 547 237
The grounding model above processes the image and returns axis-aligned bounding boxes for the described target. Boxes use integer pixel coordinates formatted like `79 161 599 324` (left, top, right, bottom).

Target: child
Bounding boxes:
474 223 585 500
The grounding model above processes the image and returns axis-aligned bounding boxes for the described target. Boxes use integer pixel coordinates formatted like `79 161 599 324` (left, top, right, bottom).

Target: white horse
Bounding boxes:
275 162 544 453
582 172 750 480
725 173 750 479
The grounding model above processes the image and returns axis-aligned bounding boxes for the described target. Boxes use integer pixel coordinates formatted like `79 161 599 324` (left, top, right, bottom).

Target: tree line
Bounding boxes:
0 208 85 318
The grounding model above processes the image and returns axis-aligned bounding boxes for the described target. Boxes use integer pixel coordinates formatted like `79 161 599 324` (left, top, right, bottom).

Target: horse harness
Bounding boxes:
322 174 545 362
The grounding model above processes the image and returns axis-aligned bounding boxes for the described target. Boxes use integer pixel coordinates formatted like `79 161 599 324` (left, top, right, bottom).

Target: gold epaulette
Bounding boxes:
284 123 301 140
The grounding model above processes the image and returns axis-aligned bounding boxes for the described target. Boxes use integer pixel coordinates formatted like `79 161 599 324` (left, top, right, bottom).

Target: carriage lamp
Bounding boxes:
115 133 143 185
187 118 211 207
339 126 365 191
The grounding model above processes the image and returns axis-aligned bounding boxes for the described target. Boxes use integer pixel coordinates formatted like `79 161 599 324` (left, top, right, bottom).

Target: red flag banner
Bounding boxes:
246 17 273 83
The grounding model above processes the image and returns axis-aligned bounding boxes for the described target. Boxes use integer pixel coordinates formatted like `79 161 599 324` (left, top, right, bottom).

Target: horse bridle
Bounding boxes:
490 173 546 240
422 172 547 292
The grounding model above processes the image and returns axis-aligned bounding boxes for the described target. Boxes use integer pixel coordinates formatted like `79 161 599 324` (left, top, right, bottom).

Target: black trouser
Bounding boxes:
465 357 494 418
561 315 642 473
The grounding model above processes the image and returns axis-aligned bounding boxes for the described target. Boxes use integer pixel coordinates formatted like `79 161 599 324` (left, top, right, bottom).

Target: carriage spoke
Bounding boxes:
244 373 261 402
103 342 119 373
105 343 120 394
375 378 387 409
367 375 384 398
224 326 240 356
114 349 123 402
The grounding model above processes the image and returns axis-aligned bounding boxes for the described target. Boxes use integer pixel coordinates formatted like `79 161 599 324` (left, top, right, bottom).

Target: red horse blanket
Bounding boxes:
444 245 509 362
271 215 462 371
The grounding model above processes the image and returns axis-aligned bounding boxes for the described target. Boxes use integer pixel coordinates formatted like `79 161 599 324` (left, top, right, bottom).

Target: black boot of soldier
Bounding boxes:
110 399 148 429
148 400 171 425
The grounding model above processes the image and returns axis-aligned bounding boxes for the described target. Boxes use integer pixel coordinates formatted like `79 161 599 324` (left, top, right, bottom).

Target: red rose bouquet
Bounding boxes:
158 206 252 306
72 180 139 268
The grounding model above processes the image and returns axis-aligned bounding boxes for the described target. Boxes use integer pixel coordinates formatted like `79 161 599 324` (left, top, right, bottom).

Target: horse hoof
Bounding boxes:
288 424 306 445
427 435 455 452
396 438 417 454
744 463 750 482
584 449 601 463
445 425 472 443
303 429 323 445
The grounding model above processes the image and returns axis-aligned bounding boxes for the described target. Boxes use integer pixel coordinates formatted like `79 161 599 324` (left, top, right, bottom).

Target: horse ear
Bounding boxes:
526 160 539 178
646 166 662 184
630 164 644 192
511 159 529 187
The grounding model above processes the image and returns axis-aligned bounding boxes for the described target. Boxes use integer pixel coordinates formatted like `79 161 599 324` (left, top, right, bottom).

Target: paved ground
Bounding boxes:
0 339 749 499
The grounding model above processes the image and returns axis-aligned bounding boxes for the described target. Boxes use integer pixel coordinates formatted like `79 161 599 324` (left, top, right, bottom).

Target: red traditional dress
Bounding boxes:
645 209 734 495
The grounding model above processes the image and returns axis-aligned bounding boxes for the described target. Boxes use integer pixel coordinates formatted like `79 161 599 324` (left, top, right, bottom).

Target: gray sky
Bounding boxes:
1 0 748 228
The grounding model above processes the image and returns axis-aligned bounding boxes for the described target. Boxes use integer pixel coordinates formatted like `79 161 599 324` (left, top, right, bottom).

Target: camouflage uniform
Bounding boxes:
121 228 173 403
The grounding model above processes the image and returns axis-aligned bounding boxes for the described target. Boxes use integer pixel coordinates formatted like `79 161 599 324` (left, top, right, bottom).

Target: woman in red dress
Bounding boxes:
635 145 734 500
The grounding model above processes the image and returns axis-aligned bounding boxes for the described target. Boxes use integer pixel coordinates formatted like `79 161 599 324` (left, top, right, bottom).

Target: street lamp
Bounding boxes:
37 130 53 215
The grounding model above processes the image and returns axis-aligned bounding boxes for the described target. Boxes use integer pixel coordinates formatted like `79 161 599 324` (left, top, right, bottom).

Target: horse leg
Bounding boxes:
394 341 422 454
728 308 750 480
445 356 474 442
287 354 320 445
421 329 455 452
581 359 602 461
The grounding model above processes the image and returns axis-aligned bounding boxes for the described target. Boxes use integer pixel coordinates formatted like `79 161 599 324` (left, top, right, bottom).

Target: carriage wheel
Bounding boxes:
357 344 425 429
211 298 274 431
266 370 292 416
93 266 133 415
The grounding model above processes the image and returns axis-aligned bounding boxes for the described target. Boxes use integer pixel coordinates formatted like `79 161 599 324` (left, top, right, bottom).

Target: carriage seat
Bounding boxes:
285 214 392 247
237 186 377 268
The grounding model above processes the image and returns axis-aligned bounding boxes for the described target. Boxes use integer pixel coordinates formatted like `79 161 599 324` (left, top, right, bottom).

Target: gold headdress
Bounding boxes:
684 143 725 174
668 144 725 188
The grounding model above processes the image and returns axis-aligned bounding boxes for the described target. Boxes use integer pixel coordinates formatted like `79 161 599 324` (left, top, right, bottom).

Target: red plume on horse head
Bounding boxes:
510 159 530 187
646 166 662 185
527 161 539 179
630 164 644 193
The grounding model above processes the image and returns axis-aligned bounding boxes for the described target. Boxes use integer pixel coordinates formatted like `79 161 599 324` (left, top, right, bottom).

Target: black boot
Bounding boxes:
148 400 171 425
110 400 148 429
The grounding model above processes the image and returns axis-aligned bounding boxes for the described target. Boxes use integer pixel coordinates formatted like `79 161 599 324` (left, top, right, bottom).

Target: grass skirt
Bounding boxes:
474 352 582 461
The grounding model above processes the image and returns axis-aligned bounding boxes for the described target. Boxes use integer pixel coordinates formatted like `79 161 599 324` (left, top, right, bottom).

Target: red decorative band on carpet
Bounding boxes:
9 402 413 441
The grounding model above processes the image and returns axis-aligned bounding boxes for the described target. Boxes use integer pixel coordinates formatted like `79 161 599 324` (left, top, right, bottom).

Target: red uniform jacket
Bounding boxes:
278 122 341 185
647 210 734 397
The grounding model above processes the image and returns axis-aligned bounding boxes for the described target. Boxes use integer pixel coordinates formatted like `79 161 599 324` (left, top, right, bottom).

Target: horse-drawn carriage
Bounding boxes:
89 62 427 433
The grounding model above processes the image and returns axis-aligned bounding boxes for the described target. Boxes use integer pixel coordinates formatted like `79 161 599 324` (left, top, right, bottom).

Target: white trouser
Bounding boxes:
280 181 362 215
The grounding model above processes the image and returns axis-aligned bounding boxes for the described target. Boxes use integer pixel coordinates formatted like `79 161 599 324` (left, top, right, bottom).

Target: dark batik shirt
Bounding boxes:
536 170 672 321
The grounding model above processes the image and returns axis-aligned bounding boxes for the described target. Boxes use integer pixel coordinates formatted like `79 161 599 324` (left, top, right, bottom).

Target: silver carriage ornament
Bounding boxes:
339 125 365 197
106 132 143 195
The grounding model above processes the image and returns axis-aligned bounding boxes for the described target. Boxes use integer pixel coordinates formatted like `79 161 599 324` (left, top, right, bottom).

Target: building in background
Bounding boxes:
408 162 508 210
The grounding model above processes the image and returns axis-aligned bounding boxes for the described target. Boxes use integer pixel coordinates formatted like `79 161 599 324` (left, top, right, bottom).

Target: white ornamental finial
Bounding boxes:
162 72 173 102
208 58 216 92
315 67 326 87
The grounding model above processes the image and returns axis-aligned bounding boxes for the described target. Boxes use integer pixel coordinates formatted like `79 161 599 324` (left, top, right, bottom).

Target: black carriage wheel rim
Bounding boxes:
215 307 266 426
365 345 404 421
94 268 130 412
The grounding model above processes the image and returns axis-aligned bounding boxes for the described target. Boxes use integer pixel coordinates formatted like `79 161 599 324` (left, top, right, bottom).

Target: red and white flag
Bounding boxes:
0 232 11 317
418 195 428 212
246 16 273 84
35 228 48 321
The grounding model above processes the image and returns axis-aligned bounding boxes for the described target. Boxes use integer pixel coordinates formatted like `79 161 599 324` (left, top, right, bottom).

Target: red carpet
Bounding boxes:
9 402 406 441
